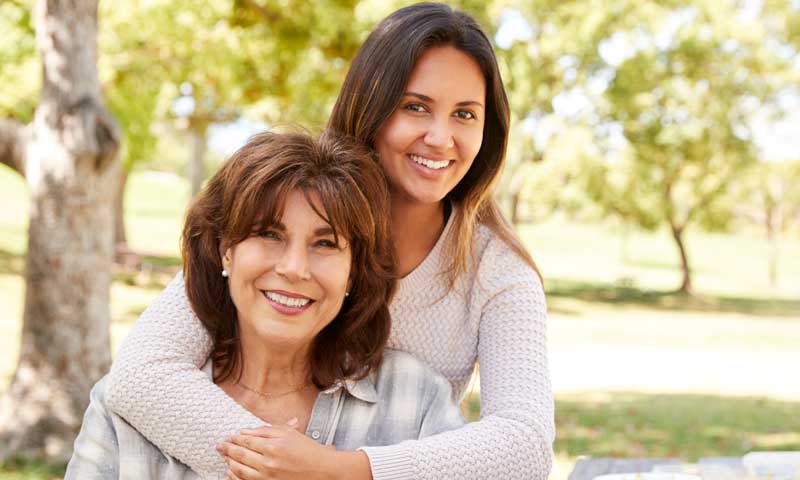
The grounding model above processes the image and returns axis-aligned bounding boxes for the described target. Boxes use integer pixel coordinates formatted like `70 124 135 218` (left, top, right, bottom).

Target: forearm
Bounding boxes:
360 415 552 480
329 450 372 480
104 273 265 476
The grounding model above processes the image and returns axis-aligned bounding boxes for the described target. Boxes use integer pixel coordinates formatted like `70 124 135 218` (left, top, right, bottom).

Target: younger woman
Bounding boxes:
106 4 554 479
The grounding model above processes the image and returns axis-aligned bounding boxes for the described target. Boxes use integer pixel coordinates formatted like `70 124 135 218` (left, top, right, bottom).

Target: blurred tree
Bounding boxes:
579 1 790 293
97 0 365 245
0 0 120 462
495 1 798 295
734 160 800 287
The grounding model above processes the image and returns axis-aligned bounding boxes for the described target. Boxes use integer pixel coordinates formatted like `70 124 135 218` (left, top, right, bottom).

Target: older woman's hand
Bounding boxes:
217 421 371 480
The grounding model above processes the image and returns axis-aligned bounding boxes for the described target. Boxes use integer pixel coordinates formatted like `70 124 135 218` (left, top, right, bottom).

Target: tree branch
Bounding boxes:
0 118 28 177
241 0 282 23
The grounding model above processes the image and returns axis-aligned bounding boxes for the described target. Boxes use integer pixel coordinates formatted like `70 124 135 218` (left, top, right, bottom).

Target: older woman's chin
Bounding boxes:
245 322 327 352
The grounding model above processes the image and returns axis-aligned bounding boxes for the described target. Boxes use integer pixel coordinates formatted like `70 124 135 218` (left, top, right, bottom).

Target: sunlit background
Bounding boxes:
0 0 798 478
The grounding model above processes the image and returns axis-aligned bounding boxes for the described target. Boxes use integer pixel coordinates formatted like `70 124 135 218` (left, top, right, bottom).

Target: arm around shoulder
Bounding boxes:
360 240 554 480
103 272 265 476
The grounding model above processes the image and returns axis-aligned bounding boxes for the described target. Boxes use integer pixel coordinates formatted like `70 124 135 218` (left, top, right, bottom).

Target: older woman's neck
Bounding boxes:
237 337 312 392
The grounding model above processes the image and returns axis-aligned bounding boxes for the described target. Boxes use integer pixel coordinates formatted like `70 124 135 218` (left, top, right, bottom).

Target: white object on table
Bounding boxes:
593 474 702 480
743 452 800 479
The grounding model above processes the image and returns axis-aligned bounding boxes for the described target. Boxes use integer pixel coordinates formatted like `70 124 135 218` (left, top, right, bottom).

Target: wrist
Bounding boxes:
326 449 372 480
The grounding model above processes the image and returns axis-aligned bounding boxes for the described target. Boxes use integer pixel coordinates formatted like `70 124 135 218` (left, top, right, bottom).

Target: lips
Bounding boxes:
408 154 452 170
408 154 451 170
261 290 314 315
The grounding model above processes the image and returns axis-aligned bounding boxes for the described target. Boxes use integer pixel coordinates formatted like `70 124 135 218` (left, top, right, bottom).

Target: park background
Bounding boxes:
1 0 799 478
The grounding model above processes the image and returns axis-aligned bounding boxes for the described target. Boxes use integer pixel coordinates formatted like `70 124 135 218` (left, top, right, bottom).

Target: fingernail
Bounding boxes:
287 417 298 426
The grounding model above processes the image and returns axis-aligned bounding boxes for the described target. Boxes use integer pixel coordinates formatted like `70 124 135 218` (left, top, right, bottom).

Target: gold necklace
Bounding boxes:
235 380 312 401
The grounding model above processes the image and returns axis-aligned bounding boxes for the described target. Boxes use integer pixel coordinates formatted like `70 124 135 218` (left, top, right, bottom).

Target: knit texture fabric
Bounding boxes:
105 217 554 480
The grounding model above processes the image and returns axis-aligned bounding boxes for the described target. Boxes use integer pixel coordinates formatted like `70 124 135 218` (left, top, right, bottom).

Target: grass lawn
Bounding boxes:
1 165 798 479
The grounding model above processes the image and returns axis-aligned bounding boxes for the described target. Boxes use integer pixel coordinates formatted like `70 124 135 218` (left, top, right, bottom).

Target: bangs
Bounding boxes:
225 174 297 244
301 176 367 248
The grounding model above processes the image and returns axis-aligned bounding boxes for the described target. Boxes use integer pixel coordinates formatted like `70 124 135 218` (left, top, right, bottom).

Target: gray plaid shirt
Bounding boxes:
66 350 465 479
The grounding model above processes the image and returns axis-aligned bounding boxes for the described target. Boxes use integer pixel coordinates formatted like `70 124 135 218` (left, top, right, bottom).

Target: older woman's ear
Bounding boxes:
220 245 232 277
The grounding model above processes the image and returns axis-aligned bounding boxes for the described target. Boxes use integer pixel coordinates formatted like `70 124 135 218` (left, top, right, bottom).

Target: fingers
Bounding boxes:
225 457 260 480
286 417 299 430
225 467 246 480
218 440 268 470
240 425 287 438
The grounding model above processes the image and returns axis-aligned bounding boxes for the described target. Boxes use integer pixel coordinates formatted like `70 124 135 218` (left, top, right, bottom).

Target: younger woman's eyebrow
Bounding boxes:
403 91 484 108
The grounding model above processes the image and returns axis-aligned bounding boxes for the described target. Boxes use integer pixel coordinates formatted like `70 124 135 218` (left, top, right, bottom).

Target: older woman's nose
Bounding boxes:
274 243 312 282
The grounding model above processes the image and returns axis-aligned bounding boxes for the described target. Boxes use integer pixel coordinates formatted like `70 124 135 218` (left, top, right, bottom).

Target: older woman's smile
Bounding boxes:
262 290 314 315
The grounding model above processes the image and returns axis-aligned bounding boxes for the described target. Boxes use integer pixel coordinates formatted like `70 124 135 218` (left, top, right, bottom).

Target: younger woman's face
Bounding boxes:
374 45 486 206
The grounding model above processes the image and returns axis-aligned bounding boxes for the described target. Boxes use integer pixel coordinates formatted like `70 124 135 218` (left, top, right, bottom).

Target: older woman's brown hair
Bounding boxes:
181 130 396 388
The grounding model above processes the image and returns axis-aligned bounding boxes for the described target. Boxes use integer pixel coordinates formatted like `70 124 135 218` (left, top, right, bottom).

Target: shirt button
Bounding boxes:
311 431 321 440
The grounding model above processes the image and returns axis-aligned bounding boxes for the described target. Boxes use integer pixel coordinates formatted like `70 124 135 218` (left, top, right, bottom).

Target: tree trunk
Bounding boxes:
765 211 778 288
0 0 120 463
114 167 129 247
620 218 630 263
510 189 521 225
189 125 207 197
669 222 693 294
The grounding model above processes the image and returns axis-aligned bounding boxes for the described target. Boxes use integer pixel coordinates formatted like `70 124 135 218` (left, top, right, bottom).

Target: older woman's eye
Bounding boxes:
315 239 339 249
259 230 281 240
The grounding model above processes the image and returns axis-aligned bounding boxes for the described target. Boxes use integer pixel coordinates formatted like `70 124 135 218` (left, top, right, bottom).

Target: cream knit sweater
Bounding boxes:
105 217 555 480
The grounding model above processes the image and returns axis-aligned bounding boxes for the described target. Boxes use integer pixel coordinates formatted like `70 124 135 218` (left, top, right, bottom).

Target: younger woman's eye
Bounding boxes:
454 110 476 120
403 103 427 113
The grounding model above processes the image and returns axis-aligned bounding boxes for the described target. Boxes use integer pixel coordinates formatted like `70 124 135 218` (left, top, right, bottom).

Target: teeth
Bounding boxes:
265 291 310 308
410 154 450 170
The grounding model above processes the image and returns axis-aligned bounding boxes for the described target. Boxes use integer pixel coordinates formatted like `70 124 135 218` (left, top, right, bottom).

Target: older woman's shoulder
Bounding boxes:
375 350 452 392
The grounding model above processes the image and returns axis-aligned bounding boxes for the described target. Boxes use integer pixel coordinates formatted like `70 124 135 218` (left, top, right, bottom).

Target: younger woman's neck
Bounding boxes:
390 199 446 277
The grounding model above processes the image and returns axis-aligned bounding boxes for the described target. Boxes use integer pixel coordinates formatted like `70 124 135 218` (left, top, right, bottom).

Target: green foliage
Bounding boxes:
597 1 778 235
0 0 38 121
733 160 800 234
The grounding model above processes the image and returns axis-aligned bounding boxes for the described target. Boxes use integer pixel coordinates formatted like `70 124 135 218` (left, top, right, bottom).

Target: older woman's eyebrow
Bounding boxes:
404 91 484 109
314 226 336 236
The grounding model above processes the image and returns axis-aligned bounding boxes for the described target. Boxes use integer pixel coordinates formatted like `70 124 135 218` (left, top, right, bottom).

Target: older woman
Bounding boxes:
65 131 464 479
106 3 554 479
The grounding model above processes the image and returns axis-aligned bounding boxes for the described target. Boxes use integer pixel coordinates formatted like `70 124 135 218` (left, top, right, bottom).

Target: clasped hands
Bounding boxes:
216 418 336 480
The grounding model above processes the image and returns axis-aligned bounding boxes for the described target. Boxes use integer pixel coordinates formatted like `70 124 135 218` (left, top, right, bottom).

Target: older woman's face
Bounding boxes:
374 45 486 206
221 189 351 349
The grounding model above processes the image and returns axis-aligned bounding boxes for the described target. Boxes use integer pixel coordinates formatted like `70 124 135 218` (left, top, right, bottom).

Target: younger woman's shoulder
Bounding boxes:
472 224 542 289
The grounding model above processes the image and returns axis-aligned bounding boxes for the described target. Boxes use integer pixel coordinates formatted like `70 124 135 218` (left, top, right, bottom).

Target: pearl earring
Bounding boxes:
222 269 229 278
345 291 350 297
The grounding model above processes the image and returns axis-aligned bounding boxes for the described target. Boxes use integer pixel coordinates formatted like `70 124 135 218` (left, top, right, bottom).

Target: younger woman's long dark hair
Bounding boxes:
328 2 541 285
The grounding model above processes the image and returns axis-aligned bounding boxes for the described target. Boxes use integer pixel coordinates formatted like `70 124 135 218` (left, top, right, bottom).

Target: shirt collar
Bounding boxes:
204 359 379 403
320 372 378 403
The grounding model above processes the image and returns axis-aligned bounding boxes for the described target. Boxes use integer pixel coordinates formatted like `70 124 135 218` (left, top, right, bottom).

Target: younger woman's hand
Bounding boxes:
217 420 335 480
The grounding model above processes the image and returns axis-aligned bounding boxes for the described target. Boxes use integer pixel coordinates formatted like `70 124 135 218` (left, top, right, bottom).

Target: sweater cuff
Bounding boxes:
358 443 413 480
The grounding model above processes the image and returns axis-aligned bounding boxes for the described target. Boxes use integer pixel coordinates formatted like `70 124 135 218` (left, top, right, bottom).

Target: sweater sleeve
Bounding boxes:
361 239 555 480
104 272 266 478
